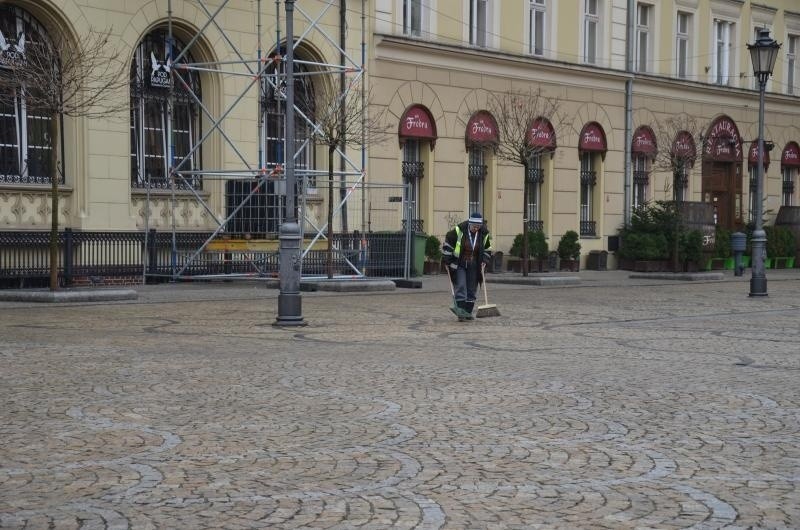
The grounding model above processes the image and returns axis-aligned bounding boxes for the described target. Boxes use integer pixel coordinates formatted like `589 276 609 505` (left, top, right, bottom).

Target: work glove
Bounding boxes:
448 262 458 271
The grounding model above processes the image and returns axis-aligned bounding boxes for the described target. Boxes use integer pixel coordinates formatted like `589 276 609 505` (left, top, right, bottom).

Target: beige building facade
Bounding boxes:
371 0 800 264
1 0 799 270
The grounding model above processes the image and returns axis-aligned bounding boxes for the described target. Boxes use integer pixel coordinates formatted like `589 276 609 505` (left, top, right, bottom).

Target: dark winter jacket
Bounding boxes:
442 221 493 270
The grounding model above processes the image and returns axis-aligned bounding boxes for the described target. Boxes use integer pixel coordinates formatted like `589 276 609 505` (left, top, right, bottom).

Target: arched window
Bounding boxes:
632 125 657 209
130 30 201 190
671 131 696 203
465 110 498 221
0 6 58 185
527 117 556 232
578 122 607 236
399 104 436 233
782 142 800 206
225 49 316 237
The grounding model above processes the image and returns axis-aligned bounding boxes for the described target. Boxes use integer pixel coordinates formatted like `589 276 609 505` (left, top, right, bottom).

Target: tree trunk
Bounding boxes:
522 161 529 277
49 117 60 291
327 146 335 279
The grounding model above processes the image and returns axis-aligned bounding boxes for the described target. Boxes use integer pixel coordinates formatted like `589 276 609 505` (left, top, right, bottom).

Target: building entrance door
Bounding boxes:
702 160 742 229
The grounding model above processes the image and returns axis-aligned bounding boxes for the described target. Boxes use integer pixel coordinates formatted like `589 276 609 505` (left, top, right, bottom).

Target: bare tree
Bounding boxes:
486 88 568 276
650 113 705 271
651 112 704 197
302 75 390 278
0 26 128 290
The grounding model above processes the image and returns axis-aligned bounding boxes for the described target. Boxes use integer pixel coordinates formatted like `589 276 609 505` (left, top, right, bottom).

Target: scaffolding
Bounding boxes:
143 0 408 281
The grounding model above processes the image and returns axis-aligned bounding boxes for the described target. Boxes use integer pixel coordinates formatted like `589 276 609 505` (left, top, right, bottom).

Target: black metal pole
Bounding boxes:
275 0 306 326
750 75 768 296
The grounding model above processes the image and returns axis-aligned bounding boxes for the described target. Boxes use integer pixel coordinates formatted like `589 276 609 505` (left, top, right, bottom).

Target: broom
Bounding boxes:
476 263 500 318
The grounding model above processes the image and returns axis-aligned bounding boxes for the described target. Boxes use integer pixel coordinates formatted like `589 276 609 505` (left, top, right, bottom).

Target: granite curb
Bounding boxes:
0 288 138 303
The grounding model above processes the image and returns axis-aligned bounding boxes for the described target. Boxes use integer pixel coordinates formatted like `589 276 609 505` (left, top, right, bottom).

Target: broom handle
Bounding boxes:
481 263 489 305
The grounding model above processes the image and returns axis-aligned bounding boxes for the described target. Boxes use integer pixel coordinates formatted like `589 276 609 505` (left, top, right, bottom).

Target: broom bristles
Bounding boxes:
476 304 500 318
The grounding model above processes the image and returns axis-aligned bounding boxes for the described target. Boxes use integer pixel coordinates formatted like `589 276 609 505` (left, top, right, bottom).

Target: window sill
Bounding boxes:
0 183 73 193
131 188 210 199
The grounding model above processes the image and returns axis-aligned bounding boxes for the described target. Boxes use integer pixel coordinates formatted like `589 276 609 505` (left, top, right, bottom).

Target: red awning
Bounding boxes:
748 140 771 168
578 122 606 153
465 111 499 146
703 115 742 162
632 126 657 157
399 104 437 145
782 142 800 167
671 130 696 164
527 117 556 151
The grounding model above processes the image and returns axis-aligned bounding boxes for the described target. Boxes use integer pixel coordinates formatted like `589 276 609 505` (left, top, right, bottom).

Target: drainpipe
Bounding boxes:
624 0 634 226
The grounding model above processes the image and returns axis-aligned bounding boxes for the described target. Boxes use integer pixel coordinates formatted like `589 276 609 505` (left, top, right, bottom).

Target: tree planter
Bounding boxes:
773 257 791 269
559 259 579 272
423 261 442 275
634 260 669 272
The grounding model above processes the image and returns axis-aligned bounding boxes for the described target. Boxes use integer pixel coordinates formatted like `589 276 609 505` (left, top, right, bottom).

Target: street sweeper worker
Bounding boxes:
442 212 493 319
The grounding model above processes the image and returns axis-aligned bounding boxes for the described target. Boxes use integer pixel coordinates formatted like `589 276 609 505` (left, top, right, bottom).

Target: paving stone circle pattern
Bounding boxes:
1 273 799 529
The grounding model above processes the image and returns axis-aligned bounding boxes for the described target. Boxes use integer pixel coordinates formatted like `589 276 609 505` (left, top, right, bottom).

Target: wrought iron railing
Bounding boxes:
783 180 795 195
527 168 544 183
633 170 650 184
580 170 597 185
580 220 596 236
402 161 424 181
0 229 417 287
468 164 487 181
527 220 544 232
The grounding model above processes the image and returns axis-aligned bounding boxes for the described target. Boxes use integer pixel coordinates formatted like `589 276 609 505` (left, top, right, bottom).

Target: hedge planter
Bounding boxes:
634 260 670 272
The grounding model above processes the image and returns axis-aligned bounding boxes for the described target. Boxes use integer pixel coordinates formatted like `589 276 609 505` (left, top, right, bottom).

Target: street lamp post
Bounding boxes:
275 0 306 326
747 29 781 297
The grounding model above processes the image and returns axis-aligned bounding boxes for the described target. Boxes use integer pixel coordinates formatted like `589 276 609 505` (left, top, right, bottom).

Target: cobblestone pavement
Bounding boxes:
1 272 799 529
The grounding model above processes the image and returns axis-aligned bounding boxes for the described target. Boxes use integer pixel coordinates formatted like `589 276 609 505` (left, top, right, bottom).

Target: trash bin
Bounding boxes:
547 251 559 271
586 250 608 271
731 232 746 276
488 251 503 273
412 232 427 276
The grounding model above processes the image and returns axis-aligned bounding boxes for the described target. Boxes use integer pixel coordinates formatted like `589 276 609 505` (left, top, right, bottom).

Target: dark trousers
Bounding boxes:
454 261 479 303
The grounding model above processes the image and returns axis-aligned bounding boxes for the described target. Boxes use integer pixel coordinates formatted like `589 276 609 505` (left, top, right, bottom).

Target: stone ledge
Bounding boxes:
628 272 725 281
0 289 139 303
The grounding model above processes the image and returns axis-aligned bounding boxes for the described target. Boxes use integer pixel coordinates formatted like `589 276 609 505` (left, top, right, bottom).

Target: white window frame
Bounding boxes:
403 0 423 37
583 0 601 65
783 166 796 206
0 6 57 185
403 139 421 221
632 155 650 209
787 34 798 96
469 0 488 47
676 11 692 79
528 0 547 57
712 18 734 86
636 3 652 73
468 146 486 214
527 154 543 228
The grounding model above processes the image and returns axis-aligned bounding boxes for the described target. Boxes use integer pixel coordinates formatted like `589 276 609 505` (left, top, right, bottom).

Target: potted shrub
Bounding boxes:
679 229 704 272
707 226 732 270
424 234 443 274
767 226 796 268
557 230 581 271
509 230 548 272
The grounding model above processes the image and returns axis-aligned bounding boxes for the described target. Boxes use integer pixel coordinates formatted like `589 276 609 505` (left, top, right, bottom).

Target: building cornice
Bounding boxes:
373 34 800 104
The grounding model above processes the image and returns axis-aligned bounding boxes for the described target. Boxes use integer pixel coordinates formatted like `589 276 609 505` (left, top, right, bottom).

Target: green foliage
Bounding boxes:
765 225 797 257
425 234 442 261
714 226 731 258
618 232 669 260
679 230 704 264
618 201 694 263
557 230 581 260
510 230 548 259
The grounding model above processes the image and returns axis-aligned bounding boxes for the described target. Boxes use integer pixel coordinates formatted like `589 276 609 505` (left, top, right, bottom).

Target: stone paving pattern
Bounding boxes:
1 271 799 529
